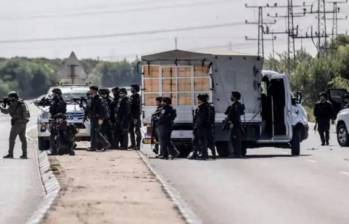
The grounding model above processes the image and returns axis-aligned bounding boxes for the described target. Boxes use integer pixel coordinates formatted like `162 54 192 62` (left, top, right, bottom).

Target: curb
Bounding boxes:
26 151 61 224
137 151 202 224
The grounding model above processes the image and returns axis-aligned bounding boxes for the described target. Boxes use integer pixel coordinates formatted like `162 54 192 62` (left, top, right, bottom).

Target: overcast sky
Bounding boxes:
0 0 348 60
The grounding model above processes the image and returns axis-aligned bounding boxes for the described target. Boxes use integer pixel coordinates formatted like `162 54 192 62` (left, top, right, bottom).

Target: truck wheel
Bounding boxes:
291 129 301 156
216 142 230 158
337 123 349 147
38 138 50 151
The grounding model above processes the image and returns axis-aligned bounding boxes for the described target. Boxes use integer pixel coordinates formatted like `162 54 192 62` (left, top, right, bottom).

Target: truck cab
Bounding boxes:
141 50 309 157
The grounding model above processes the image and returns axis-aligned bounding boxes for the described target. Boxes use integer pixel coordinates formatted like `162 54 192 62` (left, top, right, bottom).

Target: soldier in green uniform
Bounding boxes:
1 91 30 159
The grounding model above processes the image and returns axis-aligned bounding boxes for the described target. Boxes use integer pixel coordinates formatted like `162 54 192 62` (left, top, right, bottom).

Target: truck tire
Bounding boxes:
216 142 230 158
337 123 349 147
38 137 50 151
291 128 301 156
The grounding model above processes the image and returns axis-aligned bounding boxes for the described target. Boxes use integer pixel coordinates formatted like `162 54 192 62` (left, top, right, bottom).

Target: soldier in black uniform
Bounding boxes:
48 88 67 155
151 97 163 155
129 84 142 150
208 103 216 159
189 94 211 160
54 113 77 156
225 91 245 157
110 87 120 148
99 88 114 147
156 97 177 159
314 92 335 146
89 86 111 151
115 88 130 150
1 91 30 159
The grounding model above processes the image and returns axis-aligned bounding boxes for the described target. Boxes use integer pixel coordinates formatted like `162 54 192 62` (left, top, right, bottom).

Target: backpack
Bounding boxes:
18 100 30 120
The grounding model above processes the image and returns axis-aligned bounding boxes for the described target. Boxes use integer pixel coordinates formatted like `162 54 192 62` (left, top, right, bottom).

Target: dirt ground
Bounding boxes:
42 149 184 224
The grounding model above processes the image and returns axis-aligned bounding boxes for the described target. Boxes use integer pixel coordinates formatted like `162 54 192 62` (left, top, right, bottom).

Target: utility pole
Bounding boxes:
327 0 348 39
174 37 178 50
245 3 276 58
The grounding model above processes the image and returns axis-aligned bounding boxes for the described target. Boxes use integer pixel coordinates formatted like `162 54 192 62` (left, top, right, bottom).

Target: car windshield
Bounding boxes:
62 92 88 102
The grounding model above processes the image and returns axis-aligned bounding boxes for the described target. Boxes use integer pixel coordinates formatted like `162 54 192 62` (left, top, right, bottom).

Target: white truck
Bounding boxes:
140 50 309 157
35 85 90 150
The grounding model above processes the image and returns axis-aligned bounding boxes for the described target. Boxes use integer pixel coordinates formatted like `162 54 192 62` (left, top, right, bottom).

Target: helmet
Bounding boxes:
98 88 110 95
52 88 62 96
197 94 209 102
8 91 18 99
131 84 140 92
89 86 99 91
119 88 127 95
231 91 241 100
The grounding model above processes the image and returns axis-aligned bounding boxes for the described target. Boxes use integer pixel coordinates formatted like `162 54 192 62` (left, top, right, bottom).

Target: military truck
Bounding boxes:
140 50 309 157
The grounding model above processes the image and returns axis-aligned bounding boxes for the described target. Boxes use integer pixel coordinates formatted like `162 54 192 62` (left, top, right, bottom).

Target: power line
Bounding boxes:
0 22 243 44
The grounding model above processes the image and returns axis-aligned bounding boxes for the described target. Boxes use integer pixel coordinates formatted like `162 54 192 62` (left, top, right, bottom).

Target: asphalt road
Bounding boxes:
142 125 349 224
0 103 43 224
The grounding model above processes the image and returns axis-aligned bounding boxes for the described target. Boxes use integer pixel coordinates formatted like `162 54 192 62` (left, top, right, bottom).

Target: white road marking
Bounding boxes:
340 171 349 177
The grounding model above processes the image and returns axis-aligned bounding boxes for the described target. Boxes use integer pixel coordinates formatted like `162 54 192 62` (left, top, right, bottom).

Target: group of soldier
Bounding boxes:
151 91 245 160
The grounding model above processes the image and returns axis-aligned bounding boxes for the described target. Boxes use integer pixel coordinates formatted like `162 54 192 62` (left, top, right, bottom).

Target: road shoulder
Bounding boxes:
42 150 184 224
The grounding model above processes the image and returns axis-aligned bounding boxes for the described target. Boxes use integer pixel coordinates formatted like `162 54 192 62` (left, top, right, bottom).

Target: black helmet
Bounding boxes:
52 88 62 96
112 87 119 93
119 88 127 95
8 91 18 99
319 92 327 98
89 86 99 91
131 84 140 92
98 88 110 95
197 94 209 102
162 97 172 105
231 91 241 100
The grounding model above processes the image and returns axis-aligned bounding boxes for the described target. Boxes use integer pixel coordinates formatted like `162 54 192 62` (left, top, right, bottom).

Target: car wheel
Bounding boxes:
337 123 349 147
38 137 50 151
291 128 301 156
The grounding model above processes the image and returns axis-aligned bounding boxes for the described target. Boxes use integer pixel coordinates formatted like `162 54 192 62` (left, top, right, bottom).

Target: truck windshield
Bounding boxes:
142 65 211 106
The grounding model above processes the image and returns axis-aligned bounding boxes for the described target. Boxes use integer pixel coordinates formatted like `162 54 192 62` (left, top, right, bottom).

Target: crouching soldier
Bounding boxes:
189 94 211 160
54 113 77 156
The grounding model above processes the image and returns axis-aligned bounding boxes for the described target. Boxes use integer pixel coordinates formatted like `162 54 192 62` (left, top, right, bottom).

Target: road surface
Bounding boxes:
143 125 349 224
0 103 43 224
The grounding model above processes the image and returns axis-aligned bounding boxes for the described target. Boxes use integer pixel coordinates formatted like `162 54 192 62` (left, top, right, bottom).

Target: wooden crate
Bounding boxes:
177 66 192 77
162 66 177 78
194 66 209 77
143 65 160 78
194 77 210 91
178 93 193 105
144 93 160 106
144 79 160 92
178 79 192 92
162 79 177 92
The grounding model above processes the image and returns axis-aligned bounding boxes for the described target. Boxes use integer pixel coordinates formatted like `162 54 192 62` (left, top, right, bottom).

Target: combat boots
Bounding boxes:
3 154 13 159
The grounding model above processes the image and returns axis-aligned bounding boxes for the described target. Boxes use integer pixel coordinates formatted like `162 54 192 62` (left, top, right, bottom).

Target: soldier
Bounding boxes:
115 88 130 150
151 97 163 155
343 94 349 109
54 113 77 156
225 91 245 157
129 84 142 150
189 94 210 160
208 102 217 159
48 88 67 155
89 86 111 151
156 97 177 159
99 88 114 147
1 91 30 159
111 87 120 148
314 92 335 146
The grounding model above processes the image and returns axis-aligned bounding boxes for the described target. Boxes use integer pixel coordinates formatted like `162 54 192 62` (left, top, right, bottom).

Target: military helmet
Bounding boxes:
197 94 209 102
119 88 127 94
112 87 119 93
131 84 140 92
51 88 62 95
89 86 99 91
319 92 327 99
8 91 19 99
231 91 241 100
98 88 110 95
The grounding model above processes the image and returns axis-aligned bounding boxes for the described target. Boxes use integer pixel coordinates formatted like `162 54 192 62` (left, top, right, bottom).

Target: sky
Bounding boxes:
0 0 348 60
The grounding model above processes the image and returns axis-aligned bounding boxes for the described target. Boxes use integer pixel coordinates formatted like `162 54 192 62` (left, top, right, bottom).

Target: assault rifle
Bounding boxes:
0 98 10 107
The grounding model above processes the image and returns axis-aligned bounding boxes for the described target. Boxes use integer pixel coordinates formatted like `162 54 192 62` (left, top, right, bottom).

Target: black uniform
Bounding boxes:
115 95 131 149
110 95 120 148
49 96 67 154
90 95 110 150
314 100 335 145
55 114 77 156
151 105 162 155
101 96 114 147
129 93 142 150
192 102 211 159
156 104 176 159
225 101 245 157
208 104 216 159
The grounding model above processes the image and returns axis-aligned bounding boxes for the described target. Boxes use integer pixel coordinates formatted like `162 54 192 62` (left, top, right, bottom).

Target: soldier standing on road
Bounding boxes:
156 97 177 159
110 87 120 148
99 88 114 147
129 84 142 150
314 92 335 146
89 86 111 151
151 97 163 156
225 91 245 158
189 94 210 160
48 88 67 155
115 88 131 150
1 91 30 159
208 102 217 159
